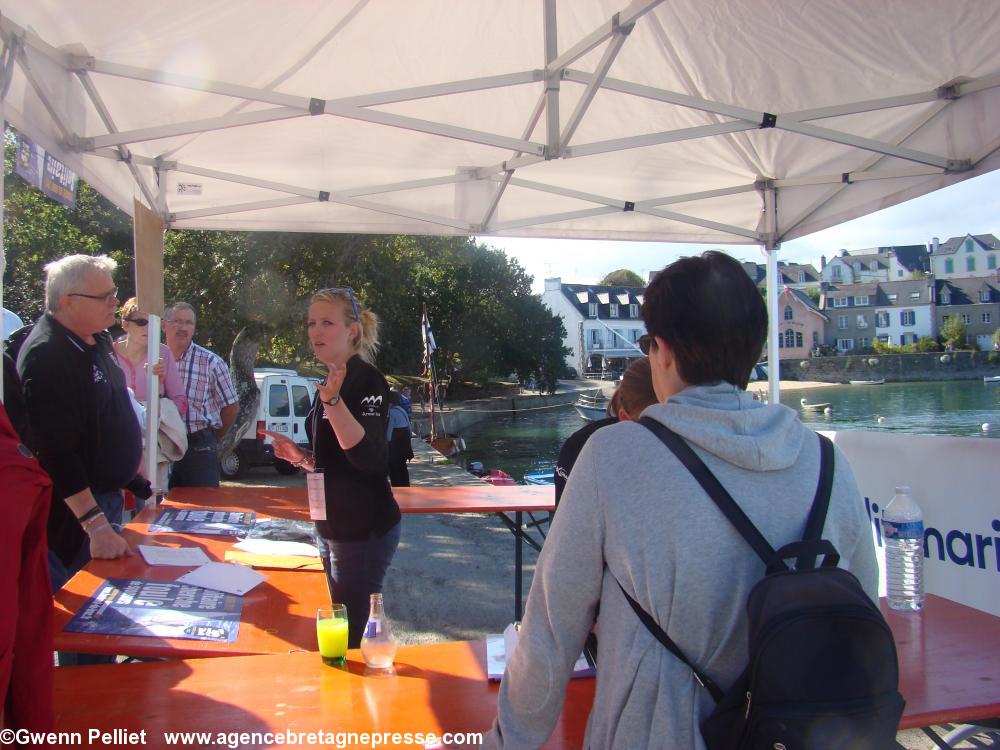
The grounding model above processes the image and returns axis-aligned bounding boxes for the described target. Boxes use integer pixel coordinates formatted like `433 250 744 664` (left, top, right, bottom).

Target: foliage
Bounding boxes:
805 287 821 304
940 316 968 346
3 149 569 391
993 327 1000 347
599 269 645 287
873 337 940 354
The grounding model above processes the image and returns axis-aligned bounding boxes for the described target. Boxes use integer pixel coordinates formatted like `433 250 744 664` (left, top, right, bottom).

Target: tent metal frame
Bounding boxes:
2 1 998 400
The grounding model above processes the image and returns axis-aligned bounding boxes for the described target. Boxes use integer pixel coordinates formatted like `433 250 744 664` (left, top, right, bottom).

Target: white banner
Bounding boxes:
826 430 999 615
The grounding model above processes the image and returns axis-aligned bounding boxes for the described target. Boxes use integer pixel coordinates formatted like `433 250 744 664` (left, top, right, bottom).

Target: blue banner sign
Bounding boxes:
13 129 78 208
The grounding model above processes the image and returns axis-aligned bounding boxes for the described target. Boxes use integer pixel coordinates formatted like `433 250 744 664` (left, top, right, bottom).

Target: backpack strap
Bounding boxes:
615 578 724 703
637 416 775 566
795 433 835 570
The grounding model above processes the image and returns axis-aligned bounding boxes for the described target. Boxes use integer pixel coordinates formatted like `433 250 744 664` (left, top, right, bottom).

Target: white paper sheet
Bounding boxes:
485 623 595 681
232 539 320 558
138 545 211 567
176 562 267 596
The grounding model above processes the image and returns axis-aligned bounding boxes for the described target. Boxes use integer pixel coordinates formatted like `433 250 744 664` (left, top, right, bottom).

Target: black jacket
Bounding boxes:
17 314 142 563
307 355 401 541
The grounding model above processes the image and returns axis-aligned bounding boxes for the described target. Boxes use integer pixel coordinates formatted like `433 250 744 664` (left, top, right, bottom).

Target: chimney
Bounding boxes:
544 277 562 291
840 248 849 256
820 254 827 269
931 237 940 253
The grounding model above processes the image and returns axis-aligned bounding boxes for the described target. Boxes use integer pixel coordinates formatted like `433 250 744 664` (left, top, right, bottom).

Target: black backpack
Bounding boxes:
616 417 905 750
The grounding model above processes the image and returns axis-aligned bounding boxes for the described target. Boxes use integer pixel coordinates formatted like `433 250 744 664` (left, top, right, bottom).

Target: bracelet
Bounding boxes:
85 521 110 536
81 511 107 533
78 506 103 524
293 452 314 469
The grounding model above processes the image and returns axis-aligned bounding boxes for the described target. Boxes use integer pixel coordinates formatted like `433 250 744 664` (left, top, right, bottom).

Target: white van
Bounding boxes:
220 368 317 479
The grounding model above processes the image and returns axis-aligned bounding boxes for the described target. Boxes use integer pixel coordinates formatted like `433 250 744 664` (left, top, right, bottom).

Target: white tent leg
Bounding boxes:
762 186 780 405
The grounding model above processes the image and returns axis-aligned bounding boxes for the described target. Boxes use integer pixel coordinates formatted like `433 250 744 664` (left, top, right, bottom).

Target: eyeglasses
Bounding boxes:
70 286 118 304
638 334 653 355
125 318 149 327
318 287 359 321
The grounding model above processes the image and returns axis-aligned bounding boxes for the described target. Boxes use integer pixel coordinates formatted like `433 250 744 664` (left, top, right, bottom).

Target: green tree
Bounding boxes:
940 317 968 347
599 269 645 286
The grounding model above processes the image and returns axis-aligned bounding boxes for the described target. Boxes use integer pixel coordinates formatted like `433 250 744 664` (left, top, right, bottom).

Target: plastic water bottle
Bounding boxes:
882 486 925 611
360 593 398 669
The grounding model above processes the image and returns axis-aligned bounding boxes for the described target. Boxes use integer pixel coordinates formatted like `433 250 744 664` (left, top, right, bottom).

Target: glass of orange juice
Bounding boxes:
316 605 349 666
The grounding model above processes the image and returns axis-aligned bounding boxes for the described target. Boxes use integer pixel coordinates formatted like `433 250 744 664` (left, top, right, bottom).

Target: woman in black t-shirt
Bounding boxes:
266 288 401 646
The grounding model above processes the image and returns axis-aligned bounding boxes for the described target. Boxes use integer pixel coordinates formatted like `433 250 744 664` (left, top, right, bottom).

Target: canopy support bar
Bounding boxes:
762 186 781 405
546 0 664 73
543 0 560 157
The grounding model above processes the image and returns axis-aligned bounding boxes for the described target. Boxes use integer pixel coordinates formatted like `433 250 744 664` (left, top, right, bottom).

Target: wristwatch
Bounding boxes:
322 394 341 406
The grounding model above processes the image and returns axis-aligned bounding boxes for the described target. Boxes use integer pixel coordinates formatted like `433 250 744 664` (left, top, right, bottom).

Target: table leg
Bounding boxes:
515 510 523 622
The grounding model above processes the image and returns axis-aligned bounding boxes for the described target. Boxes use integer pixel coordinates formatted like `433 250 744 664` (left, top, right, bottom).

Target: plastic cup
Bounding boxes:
317 605 349 666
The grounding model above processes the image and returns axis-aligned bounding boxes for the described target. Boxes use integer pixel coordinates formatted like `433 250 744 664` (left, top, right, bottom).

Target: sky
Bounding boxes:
479 170 1000 294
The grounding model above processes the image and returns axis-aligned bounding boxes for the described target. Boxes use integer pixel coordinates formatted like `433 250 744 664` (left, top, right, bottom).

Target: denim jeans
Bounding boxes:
318 522 401 648
52 488 124 665
169 428 221 488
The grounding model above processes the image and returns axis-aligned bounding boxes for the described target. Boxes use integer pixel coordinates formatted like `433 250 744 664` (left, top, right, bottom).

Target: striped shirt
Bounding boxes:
175 343 238 433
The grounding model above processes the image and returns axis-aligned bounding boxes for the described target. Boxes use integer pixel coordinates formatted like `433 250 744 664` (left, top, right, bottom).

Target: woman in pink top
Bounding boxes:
113 297 187 415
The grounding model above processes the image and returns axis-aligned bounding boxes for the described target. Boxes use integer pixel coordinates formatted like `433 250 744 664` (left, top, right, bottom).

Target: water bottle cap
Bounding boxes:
894 485 911 494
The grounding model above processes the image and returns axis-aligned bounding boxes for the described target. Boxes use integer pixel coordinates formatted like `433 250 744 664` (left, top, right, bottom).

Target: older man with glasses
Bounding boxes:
16 254 141 592
164 301 239 488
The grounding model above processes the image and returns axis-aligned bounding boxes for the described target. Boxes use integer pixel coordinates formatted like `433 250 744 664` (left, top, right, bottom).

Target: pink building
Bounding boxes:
776 287 828 359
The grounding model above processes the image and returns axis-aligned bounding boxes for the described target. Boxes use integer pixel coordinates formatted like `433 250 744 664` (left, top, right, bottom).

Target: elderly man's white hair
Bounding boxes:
44 254 117 312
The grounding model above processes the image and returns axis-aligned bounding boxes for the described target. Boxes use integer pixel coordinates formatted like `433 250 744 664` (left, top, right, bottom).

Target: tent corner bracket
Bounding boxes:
309 98 326 115
945 159 972 173
623 201 635 212
68 54 95 72
936 83 961 101
759 112 777 129
318 191 330 201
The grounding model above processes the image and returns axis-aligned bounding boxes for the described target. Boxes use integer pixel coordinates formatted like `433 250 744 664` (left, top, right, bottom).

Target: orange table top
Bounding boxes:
884 594 1000 729
53 640 590 749
53 595 1000 742
52 513 329 658
166 484 555 516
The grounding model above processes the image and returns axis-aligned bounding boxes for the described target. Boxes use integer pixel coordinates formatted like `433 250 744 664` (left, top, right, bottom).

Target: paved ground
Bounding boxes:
225 395 996 750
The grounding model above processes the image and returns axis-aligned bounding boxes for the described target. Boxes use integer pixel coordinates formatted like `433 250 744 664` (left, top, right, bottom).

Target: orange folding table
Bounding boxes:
168 485 556 619
51 595 1000 748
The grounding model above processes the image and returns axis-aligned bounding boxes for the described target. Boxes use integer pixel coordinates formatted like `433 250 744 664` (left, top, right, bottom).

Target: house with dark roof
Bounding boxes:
743 261 821 290
820 281 881 352
541 278 645 375
930 234 1000 279
873 279 937 347
776 287 828 359
936 277 1000 350
820 245 929 285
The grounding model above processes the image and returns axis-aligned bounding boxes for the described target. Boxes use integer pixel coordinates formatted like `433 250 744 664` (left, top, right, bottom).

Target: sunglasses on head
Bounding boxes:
638 334 653 355
318 287 359 321
125 317 150 327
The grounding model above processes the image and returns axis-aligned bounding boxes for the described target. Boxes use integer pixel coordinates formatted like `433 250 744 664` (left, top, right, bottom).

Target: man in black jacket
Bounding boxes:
17 254 140 590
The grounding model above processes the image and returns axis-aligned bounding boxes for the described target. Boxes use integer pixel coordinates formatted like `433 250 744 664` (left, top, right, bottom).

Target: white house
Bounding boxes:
874 279 937 346
930 234 1000 279
541 278 645 375
820 245 929 285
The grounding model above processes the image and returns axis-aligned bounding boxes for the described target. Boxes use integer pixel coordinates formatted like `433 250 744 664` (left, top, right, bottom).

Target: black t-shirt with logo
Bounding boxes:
89 342 143 492
306 355 400 541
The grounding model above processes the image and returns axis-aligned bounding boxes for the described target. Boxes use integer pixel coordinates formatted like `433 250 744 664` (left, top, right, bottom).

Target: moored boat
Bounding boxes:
524 470 555 485
574 389 610 421
484 469 517 486
849 378 885 385
800 398 831 411
985 375 1000 384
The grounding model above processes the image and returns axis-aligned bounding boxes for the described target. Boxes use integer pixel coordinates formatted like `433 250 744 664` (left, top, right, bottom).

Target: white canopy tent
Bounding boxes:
2 0 999 403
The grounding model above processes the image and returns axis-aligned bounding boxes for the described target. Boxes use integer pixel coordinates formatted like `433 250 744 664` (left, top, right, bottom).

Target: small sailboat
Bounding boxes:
800 398 831 411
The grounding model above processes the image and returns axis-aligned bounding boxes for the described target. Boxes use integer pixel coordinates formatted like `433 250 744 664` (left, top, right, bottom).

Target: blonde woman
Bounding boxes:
112 297 187 415
266 287 400 647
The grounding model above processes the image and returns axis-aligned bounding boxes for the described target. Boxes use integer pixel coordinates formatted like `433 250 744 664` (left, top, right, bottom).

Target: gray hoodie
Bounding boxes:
483 383 878 750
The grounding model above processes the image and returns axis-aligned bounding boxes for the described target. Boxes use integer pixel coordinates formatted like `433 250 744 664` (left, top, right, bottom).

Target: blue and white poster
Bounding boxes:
13 129 78 208
65 578 242 642
149 508 256 537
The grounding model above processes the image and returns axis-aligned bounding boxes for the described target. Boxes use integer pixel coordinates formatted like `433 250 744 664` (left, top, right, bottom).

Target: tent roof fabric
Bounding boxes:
1 0 998 247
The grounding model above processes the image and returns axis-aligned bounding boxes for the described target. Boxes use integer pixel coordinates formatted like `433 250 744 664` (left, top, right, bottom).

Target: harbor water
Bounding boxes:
458 380 999 483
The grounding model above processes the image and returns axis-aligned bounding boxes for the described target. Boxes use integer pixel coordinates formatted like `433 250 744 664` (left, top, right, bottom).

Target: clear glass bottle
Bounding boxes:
360 593 398 669
882 485 925 611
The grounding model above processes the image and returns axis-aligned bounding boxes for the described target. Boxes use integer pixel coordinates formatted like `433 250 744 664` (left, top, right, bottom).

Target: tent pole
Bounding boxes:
762 185 781 405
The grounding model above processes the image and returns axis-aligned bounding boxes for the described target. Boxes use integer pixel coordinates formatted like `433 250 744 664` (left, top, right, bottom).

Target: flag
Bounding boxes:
421 309 437 372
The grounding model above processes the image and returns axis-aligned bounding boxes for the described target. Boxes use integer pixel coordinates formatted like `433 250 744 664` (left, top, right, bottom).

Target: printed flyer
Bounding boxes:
65 578 243 642
149 509 255 537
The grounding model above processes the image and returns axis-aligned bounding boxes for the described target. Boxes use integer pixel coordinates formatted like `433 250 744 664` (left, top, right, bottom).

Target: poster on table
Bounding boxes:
64 578 242 642
149 508 255 536
827 430 999 616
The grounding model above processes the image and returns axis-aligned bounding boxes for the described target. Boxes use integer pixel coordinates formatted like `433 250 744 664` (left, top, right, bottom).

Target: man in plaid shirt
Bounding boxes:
164 301 239 488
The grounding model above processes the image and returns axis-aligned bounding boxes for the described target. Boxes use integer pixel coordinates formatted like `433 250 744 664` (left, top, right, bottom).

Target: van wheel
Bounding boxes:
220 450 246 480
274 459 300 475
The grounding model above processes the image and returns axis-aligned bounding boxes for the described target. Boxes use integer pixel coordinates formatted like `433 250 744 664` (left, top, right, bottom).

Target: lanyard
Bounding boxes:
183 345 196 432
